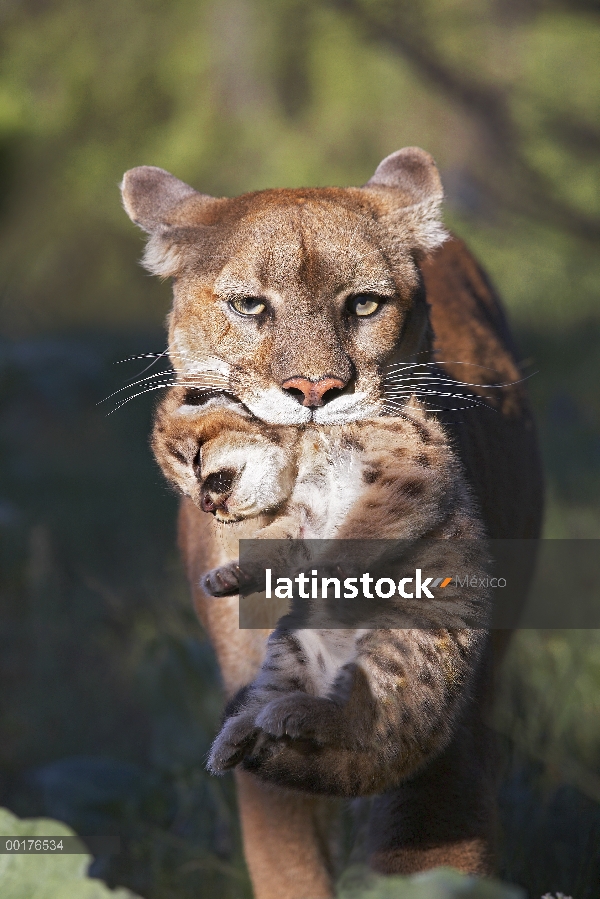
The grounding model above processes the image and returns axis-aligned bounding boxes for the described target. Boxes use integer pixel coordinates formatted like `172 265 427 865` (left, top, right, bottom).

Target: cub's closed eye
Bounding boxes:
346 294 382 317
229 296 266 316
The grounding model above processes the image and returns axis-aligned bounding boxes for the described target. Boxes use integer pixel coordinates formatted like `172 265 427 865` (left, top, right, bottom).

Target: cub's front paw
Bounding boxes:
201 560 262 597
207 712 259 774
255 693 340 745
201 562 243 597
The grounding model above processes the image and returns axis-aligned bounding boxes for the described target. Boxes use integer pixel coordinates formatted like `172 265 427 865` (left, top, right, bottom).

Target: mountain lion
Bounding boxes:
121 148 543 898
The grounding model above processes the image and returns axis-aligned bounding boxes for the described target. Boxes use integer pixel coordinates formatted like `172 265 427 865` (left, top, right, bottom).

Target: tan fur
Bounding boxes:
235 771 338 899
121 148 543 895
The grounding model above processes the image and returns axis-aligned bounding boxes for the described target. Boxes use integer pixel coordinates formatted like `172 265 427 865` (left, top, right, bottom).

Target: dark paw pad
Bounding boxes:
201 563 242 597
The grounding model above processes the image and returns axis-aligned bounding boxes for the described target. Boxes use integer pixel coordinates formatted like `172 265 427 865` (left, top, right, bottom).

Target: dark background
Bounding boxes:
0 1 599 896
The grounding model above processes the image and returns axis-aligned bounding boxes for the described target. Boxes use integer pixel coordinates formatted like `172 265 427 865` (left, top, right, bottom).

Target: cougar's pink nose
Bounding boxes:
281 376 347 408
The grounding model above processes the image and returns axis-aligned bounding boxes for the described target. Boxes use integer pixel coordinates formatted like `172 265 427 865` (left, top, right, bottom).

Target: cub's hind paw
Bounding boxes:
207 712 259 774
201 562 242 597
255 693 340 745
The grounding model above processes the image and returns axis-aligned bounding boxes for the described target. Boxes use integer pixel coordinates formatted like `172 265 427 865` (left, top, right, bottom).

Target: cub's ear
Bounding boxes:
364 147 447 258
120 166 216 277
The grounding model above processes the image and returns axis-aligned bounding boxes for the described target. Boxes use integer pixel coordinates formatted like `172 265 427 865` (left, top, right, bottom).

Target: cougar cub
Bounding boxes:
153 386 490 796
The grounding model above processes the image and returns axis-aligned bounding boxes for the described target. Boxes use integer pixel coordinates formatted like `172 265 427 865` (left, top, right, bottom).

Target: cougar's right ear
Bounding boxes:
120 166 216 277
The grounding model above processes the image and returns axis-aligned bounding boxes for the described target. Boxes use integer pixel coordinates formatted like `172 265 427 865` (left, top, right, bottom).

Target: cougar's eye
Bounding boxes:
229 296 266 316
346 294 381 317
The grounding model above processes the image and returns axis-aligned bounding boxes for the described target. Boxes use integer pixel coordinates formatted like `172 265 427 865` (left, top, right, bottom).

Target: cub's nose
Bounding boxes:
281 376 348 408
200 468 236 514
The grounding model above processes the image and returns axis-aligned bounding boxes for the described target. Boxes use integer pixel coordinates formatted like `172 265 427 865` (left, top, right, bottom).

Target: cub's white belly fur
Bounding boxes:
293 431 364 538
271 431 368 699
295 629 368 696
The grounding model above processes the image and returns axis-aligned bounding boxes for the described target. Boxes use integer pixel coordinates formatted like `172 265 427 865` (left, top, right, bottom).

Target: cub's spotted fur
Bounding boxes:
152 387 490 796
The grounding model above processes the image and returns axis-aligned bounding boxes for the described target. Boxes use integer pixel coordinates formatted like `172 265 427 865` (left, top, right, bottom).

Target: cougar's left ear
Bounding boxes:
363 147 448 259
120 166 218 277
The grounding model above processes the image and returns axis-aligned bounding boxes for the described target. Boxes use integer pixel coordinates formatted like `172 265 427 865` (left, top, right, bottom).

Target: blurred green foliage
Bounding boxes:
0 334 253 899
0 0 598 332
0 1 599 898
0 807 141 898
0 808 526 899
337 866 524 898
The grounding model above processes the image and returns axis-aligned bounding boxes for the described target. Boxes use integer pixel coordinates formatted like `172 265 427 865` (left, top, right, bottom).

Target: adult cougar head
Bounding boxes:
121 148 447 425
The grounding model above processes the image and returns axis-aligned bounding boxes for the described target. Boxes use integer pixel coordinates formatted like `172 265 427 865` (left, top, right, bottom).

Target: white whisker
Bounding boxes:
107 382 182 413
99 370 177 403
106 379 227 413
384 374 528 390
386 361 503 374
384 393 496 413
99 370 228 405
115 351 168 365
383 399 491 415
384 388 493 400
128 349 171 379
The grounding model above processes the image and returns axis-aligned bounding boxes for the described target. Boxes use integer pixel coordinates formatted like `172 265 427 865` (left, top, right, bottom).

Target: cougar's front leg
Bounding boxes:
367 651 497 876
179 499 337 899
236 770 337 899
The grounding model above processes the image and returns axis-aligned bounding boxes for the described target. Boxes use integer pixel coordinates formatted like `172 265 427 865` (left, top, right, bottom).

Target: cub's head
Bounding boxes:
121 148 447 425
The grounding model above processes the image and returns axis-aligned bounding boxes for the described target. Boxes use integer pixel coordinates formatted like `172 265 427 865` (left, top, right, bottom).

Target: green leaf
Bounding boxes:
0 808 141 899
337 865 525 899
